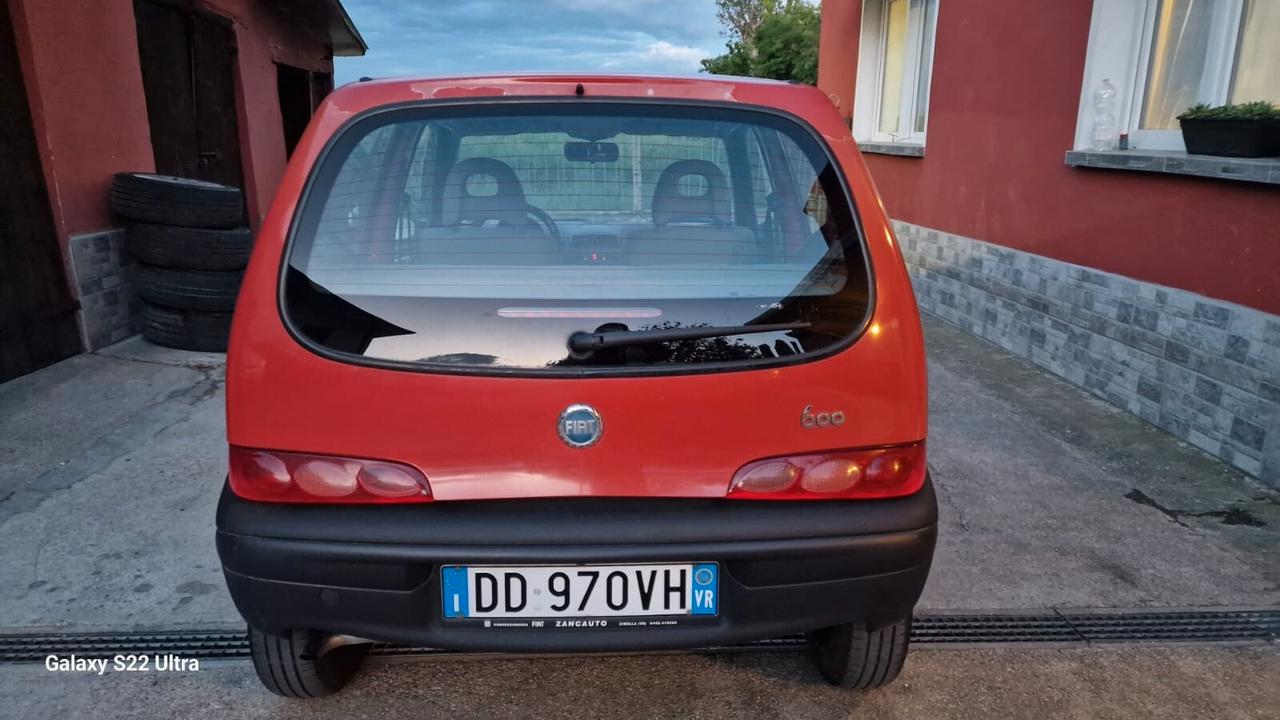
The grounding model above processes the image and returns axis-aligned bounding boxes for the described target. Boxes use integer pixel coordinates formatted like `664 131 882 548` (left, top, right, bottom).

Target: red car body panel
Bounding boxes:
226 74 926 501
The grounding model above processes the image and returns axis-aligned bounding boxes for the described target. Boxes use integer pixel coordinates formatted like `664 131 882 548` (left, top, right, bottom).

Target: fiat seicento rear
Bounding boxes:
216 74 936 697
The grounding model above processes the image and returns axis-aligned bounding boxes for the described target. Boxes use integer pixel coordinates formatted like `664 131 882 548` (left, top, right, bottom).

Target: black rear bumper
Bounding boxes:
215 479 937 652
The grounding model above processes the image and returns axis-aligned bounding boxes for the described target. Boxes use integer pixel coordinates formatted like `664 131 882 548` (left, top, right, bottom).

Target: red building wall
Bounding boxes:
818 0 1280 315
816 0 860 121
10 0 334 253
9 0 156 250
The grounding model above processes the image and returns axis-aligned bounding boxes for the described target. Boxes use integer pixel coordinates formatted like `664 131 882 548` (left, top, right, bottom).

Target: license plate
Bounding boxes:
441 563 719 619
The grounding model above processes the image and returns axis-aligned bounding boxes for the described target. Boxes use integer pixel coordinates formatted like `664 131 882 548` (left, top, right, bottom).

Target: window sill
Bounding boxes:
1064 149 1280 186
858 142 925 158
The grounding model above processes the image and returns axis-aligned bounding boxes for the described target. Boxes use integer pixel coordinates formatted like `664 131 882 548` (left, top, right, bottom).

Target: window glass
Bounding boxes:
453 133 733 215
285 104 870 373
744 131 775 227
1141 0 1217 130
1230 0 1280 104
877 0 910 134
865 0 938 141
913 0 938 133
1079 0 1277 151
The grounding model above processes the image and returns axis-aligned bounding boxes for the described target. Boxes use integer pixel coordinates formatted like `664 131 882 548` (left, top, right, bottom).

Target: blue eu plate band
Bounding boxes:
691 563 718 615
442 566 469 618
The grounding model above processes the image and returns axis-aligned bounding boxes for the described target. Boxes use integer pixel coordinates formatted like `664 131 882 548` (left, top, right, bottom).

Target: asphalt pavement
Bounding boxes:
0 315 1276 717
2 646 1276 719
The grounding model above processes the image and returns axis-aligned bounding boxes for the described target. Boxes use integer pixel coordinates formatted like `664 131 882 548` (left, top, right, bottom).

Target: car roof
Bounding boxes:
323 73 831 117
345 72 799 90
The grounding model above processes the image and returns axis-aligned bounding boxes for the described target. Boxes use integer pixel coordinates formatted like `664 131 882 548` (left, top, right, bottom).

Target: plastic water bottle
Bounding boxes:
1092 79 1119 151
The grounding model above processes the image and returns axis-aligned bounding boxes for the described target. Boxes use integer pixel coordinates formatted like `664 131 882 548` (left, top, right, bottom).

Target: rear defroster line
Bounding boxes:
2 610 1276 663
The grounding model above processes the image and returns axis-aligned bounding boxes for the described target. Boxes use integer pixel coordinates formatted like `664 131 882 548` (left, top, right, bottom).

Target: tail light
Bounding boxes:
728 442 925 500
228 446 432 503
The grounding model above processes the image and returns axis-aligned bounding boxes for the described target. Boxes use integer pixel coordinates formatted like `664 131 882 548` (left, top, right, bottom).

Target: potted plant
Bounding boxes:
1177 101 1280 158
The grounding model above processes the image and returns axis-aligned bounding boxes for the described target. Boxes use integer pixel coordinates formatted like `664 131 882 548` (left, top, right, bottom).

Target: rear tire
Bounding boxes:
248 627 367 699
806 616 911 689
136 265 242 312
140 303 232 352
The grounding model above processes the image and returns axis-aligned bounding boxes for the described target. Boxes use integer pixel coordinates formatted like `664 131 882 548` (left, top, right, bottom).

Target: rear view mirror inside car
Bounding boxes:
564 141 620 162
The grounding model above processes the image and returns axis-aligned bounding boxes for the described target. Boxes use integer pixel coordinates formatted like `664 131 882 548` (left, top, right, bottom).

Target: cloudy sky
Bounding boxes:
334 0 727 85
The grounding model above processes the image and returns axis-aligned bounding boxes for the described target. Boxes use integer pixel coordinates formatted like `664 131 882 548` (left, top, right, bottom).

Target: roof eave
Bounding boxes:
328 0 367 57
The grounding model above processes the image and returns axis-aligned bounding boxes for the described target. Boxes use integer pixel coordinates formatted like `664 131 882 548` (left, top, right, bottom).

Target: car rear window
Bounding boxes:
283 101 870 374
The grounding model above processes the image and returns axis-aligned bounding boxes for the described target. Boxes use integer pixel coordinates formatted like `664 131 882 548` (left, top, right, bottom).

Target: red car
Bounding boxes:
217 73 935 697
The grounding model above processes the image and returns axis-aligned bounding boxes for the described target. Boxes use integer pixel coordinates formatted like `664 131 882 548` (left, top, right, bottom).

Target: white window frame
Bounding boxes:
1075 0 1248 152
853 0 940 146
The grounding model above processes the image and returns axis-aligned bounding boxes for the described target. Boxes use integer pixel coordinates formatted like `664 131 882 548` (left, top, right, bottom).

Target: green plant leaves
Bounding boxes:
1179 101 1280 121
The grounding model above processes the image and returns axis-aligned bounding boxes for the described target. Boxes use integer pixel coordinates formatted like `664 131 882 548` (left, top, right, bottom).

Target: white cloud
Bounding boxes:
548 0 667 11
644 40 707 68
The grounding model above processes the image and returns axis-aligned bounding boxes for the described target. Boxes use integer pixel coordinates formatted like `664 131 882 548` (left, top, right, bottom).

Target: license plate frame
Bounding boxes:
441 562 719 621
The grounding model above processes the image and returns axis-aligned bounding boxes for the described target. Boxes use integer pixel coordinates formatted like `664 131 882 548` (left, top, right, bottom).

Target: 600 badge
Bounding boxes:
801 404 846 429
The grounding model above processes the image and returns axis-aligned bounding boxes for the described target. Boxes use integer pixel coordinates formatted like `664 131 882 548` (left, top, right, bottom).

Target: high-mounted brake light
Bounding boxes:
728 442 925 500
496 307 662 319
229 447 432 503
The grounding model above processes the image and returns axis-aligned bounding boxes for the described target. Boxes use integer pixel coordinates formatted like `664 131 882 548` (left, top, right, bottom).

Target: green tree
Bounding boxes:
713 0 788 42
699 0 819 85
749 1 820 84
700 40 753 76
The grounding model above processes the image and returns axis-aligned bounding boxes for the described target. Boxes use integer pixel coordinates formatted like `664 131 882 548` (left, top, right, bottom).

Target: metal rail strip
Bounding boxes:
3 610 1275 663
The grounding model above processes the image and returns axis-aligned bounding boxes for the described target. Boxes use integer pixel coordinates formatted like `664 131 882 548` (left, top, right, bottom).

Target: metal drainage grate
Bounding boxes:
913 614 1082 645
0 632 249 662
2 610 1275 663
1065 611 1280 643
913 610 1280 645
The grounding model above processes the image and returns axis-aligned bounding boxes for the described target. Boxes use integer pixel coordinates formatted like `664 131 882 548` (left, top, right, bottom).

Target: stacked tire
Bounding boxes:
110 174 252 352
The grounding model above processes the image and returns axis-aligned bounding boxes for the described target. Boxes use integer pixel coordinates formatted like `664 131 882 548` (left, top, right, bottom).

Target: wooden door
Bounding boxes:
133 0 244 189
188 10 243 188
0 0 84 381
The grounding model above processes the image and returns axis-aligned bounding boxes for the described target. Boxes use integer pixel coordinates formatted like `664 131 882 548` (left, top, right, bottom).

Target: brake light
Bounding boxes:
728 442 925 500
496 307 662 319
228 446 432 503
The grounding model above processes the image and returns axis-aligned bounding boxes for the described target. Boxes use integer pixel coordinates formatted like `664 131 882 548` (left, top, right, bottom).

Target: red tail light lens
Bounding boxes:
728 442 925 500
228 446 431 503
357 463 428 498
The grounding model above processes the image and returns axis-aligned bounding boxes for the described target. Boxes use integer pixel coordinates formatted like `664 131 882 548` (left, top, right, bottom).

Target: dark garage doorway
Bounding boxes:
0 0 84 381
133 0 245 191
277 63 333 157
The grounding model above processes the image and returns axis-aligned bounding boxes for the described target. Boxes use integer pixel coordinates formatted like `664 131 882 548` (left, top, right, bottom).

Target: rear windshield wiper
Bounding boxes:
568 321 811 354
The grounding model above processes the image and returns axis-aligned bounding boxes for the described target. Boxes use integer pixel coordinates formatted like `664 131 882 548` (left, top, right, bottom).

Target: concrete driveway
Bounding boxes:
0 315 1276 716
2 646 1277 719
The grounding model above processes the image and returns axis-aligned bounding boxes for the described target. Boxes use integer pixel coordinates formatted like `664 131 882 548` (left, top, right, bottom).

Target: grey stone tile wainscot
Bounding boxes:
67 229 142 351
894 220 1280 486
